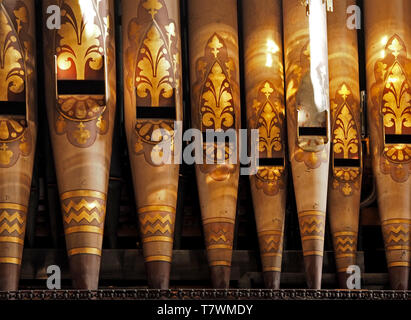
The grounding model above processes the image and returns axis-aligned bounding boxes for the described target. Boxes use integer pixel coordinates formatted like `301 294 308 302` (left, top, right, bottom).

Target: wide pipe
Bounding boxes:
327 0 362 288
0 0 37 291
283 0 331 289
42 0 116 289
122 0 183 289
187 0 241 288
364 0 411 290
242 0 287 289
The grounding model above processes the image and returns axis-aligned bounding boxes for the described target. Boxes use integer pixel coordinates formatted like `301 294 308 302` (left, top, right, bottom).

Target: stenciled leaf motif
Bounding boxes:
0 9 25 100
136 25 173 106
333 104 359 159
382 62 411 135
201 62 234 130
57 0 104 80
142 0 162 19
208 35 223 58
257 101 281 157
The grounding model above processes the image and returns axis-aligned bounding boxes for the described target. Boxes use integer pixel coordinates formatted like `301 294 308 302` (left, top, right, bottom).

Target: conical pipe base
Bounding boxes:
69 254 101 290
263 271 281 289
388 266 409 290
145 261 171 289
303 255 323 289
0 264 20 291
210 266 231 289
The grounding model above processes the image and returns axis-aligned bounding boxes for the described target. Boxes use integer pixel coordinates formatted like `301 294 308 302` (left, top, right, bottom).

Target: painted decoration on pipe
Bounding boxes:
42 0 116 290
242 0 287 289
327 0 362 288
364 0 411 290
0 0 37 291
187 0 241 288
283 0 332 289
122 0 183 289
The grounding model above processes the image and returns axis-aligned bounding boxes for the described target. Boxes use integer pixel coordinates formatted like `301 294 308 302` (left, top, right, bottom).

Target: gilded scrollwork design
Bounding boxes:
249 81 286 196
193 33 239 180
370 34 411 182
0 2 33 168
53 0 110 148
126 0 181 166
330 83 361 196
286 41 328 169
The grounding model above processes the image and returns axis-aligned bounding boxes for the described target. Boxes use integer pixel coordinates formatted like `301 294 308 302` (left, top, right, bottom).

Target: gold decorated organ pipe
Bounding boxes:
0 0 37 291
122 0 183 289
187 0 241 288
327 0 362 288
364 0 411 290
283 0 332 289
241 0 287 289
42 0 116 289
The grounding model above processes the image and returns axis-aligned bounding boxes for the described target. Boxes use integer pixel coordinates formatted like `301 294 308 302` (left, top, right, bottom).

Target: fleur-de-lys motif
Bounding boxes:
332 85 360 159
330 83 361 196
136 25 173 107
371 34 411 182
197 34 237 166
0 119 31 168
126 0 181 166
248 81 286 196
0 6 25 101
57 0 104 80
53 0 110 148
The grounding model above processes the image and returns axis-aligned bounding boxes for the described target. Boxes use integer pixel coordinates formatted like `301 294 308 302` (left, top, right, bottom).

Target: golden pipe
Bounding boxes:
187 0 241 288
122 0 183 289
327 0 362 288
242 0 286 289
364 0 411 290
0 0 37 291
42 0 116 290
283 0 331 289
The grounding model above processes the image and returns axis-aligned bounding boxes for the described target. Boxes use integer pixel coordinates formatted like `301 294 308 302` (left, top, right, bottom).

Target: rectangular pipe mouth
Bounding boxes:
57 80 106 95
334 158 361 168
299 127 327 137
385 134 411 144
136 106 176 120
0 101 26 116
258 158 285 167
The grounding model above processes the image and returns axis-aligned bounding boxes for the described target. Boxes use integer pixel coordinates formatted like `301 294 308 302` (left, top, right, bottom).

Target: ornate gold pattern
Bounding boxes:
203 221 234 267
249 81 286 196
193 32 238 177
333 231 357 260
381 219 410 268
138 205 176 263
126 0 181 166
298 211 326 256
371 34 411 182
0 6 25 102
54 0 110 148
258 230 283 268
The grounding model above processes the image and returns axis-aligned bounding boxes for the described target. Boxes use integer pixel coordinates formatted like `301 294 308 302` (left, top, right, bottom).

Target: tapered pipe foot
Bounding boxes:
210 266 231 289
263 271 280 289
145 261 171 289
69 255 101 290
388 266 409 290
303 255 323 289
0 264 20 291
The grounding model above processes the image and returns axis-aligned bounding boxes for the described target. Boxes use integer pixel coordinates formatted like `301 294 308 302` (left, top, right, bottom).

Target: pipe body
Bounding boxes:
327 0 362 288
43 0 116 289
242 0 287 289
364 0 411 290
188 0 241 288
122 0 183 289
0 0 37 290
283 0 331 289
